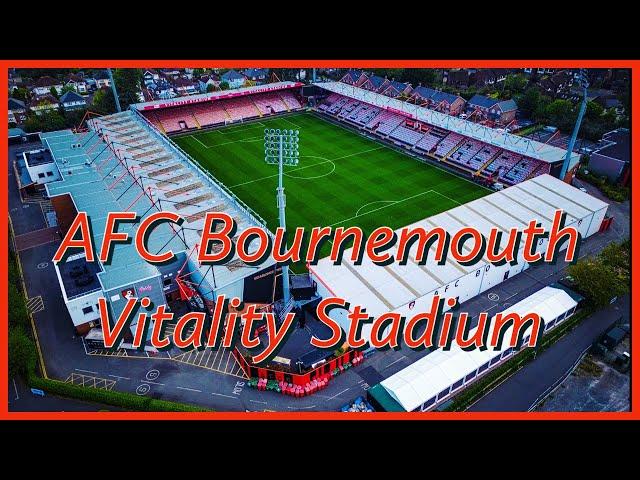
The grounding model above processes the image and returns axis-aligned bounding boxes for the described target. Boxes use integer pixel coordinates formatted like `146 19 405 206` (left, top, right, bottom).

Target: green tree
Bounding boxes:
567 257 627 307
503 74 528 95
9 327 36 377
219 81 230 91
8 282 29 329
92 88 117 115
50 86 60 99
61 84 77 95
11 87 30 102
206 83 216 93
113 68 143 110
23 110 66 133
545 99 575 130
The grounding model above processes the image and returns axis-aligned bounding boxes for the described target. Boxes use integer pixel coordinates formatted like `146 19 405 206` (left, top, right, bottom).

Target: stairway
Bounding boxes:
475 149 503 177
251 98 263 117
279 94 291 112
192 112 201 129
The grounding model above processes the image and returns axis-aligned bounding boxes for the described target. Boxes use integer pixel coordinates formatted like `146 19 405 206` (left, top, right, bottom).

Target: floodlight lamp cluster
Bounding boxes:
264 128 300 165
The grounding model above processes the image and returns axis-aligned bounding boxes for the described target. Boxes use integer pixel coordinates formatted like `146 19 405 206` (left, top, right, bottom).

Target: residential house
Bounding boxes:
65 74 88 94
467 94 518 123
198 74 220 93
29 94 60 115
243 68 269 84
8 98 27 124
589 129 630 185
221 69 246 89
360 75 389 93
173 76 199 96
59 91 87 111
538 70 575 99
380 80 413 98
94 71 111 88
443 69 473 88
143 69 160 87
339 69 368 86
410 86 466 116
473 69 510 87
32 76 63 96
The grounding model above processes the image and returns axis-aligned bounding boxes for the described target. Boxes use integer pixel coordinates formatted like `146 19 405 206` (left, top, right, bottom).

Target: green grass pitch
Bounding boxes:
173 112 490 262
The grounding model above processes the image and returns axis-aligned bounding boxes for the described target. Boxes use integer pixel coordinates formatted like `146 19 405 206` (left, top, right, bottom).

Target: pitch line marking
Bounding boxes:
227 146 385 188
285 160 336 180
190 135 263 149
328 190 435 227
355 200 397 216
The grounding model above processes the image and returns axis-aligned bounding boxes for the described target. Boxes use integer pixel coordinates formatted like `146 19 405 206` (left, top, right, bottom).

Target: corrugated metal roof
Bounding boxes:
44 110 275 293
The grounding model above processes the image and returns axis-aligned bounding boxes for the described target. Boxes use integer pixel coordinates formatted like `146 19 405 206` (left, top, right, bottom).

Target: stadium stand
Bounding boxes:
253 93 288 114
154 107 199 133
434 132 465 158
368 110 405 133
448 138 484 170
501 157 544 184
224 97 260 121
483 150 522 179
415 130 446 153
280 91 302 109
191 102 228 127
388 125 425 146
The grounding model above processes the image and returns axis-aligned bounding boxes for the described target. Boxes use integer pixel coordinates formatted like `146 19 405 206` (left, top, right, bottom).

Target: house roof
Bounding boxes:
60 91 86 103
94 71 110 80
468 94 498 109
9 127 25 138
412 86 438 100
343 70 362 82
34 76 61 88
386 80 410 93
9 98 26 110
496 99 518 112
367 75 387 89
596 129 630 163
243 68 268 78
67 74 85 83
222 69 245 81
431 90 462 105
31 94 59 107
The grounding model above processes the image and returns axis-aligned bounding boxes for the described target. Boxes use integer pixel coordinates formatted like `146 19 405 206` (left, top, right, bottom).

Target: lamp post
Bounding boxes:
264 128 300 305
561 69 589 181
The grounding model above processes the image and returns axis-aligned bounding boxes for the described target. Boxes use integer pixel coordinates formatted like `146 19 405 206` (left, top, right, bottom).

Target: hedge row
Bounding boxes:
444 308 592 411
577 169 629 202
28 375 211 412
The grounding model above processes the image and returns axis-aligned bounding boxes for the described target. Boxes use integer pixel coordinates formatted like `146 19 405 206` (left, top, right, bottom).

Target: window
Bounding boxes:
452 379 464 390
464 371 476 383
82 306 94 315
478 362 490 374
46 171 54 177
490 356 501 366
38 172 45 178
437 387 450 401
421 396 436 411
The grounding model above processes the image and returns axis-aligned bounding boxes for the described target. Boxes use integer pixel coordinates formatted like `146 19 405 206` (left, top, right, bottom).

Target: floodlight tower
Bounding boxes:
107 68 122 113
264 128 300 305
560 69 589 180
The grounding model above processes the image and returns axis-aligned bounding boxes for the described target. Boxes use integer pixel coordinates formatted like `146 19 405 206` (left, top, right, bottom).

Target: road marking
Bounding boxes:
211 392 238 400
142 380 165 386
108 374 131 380
249 399 267 404
176 386 202 393
12 378 19 400
382 356 407 370
327 388 350 401
75 368 99 375
287 405 316 409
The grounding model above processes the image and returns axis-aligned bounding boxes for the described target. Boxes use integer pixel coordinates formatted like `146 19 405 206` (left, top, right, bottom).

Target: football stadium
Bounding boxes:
35 73 615 411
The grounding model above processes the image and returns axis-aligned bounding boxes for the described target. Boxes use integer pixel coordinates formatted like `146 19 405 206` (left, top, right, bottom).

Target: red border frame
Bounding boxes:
2 59 637 420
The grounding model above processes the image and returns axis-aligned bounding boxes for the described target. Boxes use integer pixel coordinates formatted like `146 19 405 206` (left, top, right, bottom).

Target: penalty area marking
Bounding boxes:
190 134 263 149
